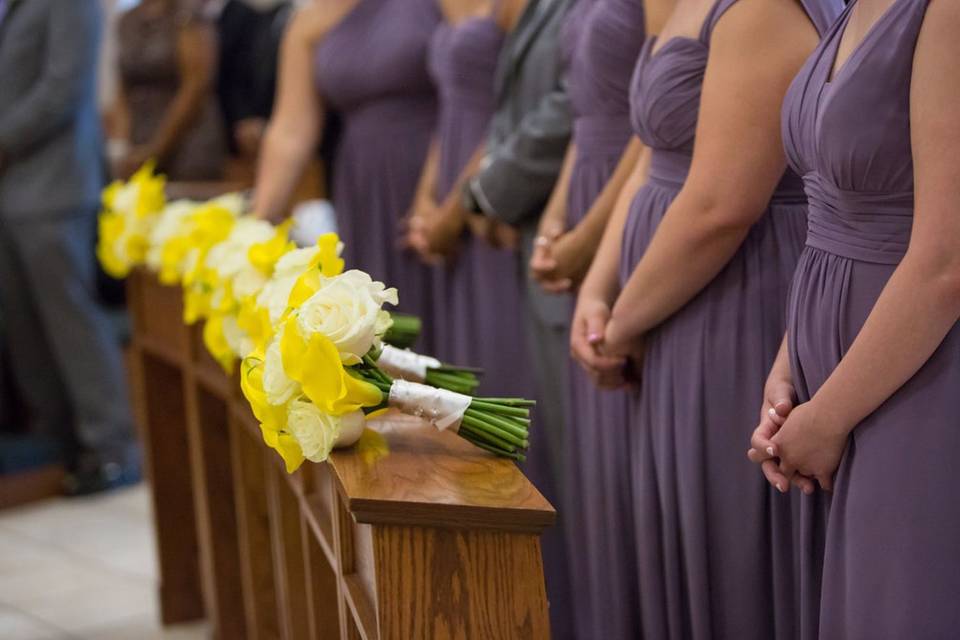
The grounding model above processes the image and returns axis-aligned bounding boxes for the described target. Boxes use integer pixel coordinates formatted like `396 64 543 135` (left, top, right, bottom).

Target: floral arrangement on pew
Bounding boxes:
96 166 534 472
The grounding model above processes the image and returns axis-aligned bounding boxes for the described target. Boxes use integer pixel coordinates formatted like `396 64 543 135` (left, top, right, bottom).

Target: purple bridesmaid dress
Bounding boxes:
560 1 646 638
427 17 531 397
783 1 960 637
621 1 840 638
314 0 439 347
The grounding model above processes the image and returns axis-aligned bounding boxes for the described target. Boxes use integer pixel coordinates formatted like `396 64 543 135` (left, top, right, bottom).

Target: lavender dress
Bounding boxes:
621 1 840 638
314 0 439 346
427 17 530 396
783 1 960 637
561 1 646 638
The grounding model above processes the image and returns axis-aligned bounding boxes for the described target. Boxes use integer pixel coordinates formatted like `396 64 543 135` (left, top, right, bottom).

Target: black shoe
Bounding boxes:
63 459 142 497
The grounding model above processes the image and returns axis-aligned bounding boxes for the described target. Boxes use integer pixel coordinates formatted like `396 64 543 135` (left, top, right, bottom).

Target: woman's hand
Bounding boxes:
468 214 519 251
406 196 444 263
571 296 628 388
531 228 595 294
769 399 851 492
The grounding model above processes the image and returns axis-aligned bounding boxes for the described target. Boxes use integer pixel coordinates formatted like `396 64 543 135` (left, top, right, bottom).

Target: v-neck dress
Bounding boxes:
620 0 841 638
782 0 960 636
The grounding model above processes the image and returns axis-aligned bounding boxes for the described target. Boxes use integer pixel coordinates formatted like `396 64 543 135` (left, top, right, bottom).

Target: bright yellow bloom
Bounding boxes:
248 220 295 276
240 351 305 472
237 296 274 354
96 162 166 277
279 317 382 415
288 233 345 308
202 315 236 374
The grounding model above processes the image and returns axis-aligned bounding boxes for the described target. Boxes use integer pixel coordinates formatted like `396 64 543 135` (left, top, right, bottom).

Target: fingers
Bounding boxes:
816 474 834 492
541 278 573 294
792 474 816 496
761 460 790 493
750 418 779 460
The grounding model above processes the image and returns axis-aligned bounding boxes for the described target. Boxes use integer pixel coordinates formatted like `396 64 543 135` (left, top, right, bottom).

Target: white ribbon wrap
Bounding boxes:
388 380 471 433
377 345 442 382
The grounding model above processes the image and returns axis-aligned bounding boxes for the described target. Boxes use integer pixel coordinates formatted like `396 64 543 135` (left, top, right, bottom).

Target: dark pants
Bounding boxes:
0 210 136 468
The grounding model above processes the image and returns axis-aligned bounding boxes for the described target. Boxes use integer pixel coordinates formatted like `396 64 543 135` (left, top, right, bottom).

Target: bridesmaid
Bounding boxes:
407 0 531 397
528 0 649 637
750 0 960 636
571 0 840 638
253 0 440 346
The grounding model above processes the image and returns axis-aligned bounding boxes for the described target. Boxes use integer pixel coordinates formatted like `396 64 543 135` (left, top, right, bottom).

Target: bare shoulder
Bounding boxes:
711 0 819 64
287 0 362 45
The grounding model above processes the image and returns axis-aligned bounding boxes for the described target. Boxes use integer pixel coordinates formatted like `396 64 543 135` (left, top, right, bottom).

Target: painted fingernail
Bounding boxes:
587 333 601 343
768 407 777 417
776 483 784 493
766 447 775 457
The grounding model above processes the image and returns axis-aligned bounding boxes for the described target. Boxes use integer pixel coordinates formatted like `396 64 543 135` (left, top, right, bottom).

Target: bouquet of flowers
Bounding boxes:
240 268 532 472
97 167 535 472
96 163 167 278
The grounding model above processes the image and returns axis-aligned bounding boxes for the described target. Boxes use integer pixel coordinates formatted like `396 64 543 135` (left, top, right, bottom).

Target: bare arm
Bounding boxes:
139 20 219 165
569 143 649 386
253 6 326 222
605 0 818 347
768 0 960 488
533 137 642 291
536 143 577 237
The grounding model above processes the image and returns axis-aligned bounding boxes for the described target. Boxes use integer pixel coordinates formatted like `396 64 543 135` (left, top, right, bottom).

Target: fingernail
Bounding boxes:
776 483 784 493
768 407 777 417
766 446 775 456
587 333 601 343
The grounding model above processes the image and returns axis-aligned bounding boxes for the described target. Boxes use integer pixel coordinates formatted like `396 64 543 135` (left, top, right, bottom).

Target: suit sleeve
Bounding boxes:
0 0 101 157
471 74 572 226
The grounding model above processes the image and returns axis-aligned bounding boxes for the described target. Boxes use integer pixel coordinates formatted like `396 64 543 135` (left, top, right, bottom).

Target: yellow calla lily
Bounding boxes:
240 351 306 472
249 220 295 276
287 232 346 308
279 318 382 415
237 297 274 354
202 315 236 374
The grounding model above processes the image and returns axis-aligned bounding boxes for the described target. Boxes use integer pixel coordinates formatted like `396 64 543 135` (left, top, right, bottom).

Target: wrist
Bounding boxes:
807 391 858 437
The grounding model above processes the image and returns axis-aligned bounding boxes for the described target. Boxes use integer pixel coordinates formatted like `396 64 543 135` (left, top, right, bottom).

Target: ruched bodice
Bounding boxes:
428 17 503 119
783 0 922 264
315 0 439 126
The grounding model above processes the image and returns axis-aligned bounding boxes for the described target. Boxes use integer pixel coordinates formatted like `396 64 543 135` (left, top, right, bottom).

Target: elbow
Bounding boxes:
908 251 960 307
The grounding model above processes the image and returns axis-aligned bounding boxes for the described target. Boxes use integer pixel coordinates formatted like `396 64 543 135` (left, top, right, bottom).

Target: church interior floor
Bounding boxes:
0 484 207 640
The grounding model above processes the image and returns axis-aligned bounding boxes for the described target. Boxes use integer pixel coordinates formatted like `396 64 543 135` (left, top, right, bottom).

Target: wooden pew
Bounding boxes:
128 268 555 639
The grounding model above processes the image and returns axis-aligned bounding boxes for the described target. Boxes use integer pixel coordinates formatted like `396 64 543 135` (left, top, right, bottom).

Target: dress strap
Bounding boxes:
699 0 846 43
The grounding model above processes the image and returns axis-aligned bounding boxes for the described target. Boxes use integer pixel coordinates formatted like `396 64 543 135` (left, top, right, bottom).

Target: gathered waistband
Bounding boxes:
803 173 913 264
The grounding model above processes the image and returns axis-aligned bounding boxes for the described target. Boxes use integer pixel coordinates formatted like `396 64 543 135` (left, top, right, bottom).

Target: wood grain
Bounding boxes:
328 415 555 534
372 526 550 640
267 464 311 640
302 515 342 639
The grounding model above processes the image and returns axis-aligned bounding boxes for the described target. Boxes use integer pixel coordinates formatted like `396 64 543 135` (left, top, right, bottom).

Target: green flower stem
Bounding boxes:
463 408 528 441
467 400 530 418
475 398 537 407
467 438 525 461
459 419 521 452
461 413 528 449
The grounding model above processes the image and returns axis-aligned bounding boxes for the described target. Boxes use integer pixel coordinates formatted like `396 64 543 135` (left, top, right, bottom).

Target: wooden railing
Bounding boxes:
127 268 555 640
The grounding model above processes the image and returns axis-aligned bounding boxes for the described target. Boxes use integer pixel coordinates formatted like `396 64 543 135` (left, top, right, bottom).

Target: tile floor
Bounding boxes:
0 485 208 639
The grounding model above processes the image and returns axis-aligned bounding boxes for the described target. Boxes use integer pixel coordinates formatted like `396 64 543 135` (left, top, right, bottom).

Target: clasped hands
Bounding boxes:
405 196 518 262
529 222 594 294
570 295 644 389
747 370 851 495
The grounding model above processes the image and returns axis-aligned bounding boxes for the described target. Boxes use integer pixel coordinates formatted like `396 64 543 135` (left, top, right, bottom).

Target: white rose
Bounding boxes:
273 245 320 278
257 273 299 325
206 218 275 282
146 200 196 271
296 270 398 364
221 315 253 359
286 400 339 462
262 334 299 406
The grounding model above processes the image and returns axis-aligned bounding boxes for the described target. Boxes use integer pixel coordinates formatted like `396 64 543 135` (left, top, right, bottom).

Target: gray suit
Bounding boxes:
0 0 136 469
471 1 575 636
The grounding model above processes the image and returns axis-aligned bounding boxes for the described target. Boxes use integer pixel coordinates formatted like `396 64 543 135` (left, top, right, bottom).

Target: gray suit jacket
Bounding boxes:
474 0 574 328
0 0 105 218
474 0 573 228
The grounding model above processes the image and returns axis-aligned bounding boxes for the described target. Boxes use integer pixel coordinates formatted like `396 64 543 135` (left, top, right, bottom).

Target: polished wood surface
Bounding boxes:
330 416 555 534
129 266 556 639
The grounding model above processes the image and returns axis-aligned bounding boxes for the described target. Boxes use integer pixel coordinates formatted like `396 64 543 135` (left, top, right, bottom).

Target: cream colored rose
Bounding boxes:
286 400 339 462
206 218 274 286
262 334 299 406
295 270 399 364
257 273 299 325
221 314 254 359
146 200 196 271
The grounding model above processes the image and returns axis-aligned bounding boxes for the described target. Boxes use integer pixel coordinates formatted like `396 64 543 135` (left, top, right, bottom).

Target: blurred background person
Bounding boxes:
0 0 140 495
215 0 293 181
253 0 440 345
110 0 227 180
406 0 528 396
